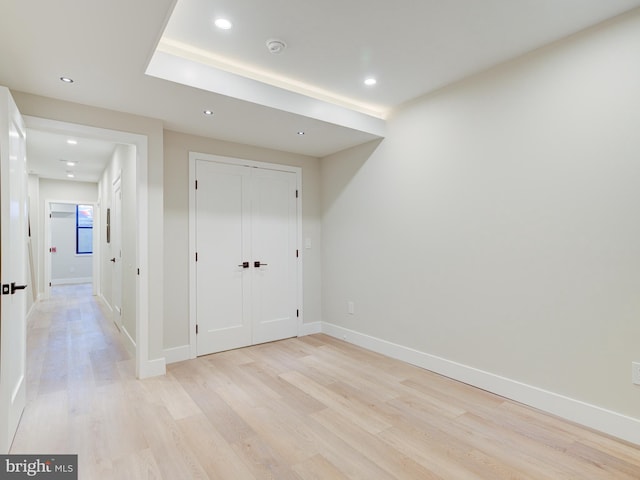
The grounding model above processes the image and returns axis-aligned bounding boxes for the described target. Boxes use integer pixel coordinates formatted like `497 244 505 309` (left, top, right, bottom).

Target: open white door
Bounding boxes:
0 86 28 453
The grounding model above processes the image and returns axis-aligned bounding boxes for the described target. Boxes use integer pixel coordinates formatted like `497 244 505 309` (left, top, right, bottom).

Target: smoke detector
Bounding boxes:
266 39 287 54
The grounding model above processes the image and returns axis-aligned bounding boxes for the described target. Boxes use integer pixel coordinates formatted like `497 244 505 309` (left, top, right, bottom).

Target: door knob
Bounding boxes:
110 257 116 263
254 261 268 268
237 261 249 268
10 282 27 294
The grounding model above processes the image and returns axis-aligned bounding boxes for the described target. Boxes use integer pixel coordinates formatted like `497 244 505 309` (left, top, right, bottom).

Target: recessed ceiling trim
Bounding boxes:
154 37 389 120
146 49 387 138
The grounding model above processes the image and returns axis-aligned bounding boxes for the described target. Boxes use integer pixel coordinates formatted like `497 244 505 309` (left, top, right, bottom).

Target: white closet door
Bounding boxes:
195 161 252 354
251 168 298 345
195 160 298 356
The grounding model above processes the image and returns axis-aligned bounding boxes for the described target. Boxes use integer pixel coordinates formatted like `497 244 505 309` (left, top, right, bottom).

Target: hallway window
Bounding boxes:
76 204 93 254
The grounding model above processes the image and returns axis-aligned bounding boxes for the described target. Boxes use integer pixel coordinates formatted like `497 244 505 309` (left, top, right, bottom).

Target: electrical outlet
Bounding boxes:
347 301 355 315
633 362 640 386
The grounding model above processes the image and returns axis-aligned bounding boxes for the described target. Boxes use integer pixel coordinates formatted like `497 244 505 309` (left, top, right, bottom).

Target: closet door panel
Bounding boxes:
195 161 251 354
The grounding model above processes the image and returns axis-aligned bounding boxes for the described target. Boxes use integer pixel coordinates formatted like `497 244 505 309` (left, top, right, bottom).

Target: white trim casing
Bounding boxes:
26 116 164 380
134 133 166 379
321 322 640 447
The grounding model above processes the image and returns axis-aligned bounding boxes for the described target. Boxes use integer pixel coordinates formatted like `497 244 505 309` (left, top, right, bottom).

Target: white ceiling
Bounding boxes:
26 129 116 183
1 0 639 181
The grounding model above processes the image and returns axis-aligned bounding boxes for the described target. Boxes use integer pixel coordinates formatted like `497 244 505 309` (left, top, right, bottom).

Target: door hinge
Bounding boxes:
137 268 140 275
195 252 198 262
296 249 299 258
49 282 52 287
196 324 199 335
195 180 198 190
296 189 299 198
296 309 299 318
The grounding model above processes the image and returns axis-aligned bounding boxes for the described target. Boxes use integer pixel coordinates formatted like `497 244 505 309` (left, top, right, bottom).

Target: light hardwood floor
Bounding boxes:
11 285 640 479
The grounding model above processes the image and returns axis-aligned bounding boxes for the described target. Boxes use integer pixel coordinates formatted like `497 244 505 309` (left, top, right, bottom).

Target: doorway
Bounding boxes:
24 115 153 378
45 201 98 297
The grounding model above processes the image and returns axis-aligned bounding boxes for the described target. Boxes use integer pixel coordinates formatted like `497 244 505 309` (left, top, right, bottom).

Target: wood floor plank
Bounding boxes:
108 448 164 480
291 453 350 480
239 361 327 415
172 369 256 445
175 414 256 480
279 370 393 434
216 383 319 466
231 434 302 480
141 373 203 421
11 285 640 479
312 408 442 479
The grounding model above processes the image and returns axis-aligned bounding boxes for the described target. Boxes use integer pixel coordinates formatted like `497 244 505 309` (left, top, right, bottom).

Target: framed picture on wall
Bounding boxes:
106 208 111 243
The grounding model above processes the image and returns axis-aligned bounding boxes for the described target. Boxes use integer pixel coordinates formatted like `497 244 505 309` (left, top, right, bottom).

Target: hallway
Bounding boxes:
26 284 129 399
11 284 137 476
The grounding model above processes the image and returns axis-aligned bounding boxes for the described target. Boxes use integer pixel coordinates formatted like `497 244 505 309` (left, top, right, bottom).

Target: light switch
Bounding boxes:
305 237 312 249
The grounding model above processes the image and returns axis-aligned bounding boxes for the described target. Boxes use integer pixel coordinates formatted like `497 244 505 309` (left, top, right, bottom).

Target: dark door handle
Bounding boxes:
254 261 268 268
11 282 27 294
110 257 116 263
237 261 249 268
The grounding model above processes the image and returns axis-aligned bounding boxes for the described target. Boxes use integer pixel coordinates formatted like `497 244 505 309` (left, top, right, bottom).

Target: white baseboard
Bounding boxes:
164 345 191 364
137 357 166 379
321 322 640 446
51 277 92 285
26 302 37 323
121 324 136 356
98 294 113 313
299 321 322 336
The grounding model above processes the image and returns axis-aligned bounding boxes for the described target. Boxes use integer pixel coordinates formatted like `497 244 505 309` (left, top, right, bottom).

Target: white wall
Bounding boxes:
37 179 98 295
163 130 322 354
322 9 640 439
50 203 93 284
99 144 137 346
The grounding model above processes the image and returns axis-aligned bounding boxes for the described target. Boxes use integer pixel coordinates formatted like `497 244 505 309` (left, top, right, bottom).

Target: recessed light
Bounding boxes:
203 109 214 116
364 77 377 86
60 76 74 83
214 18 232 30
59 158 78 166
67 139 77 145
